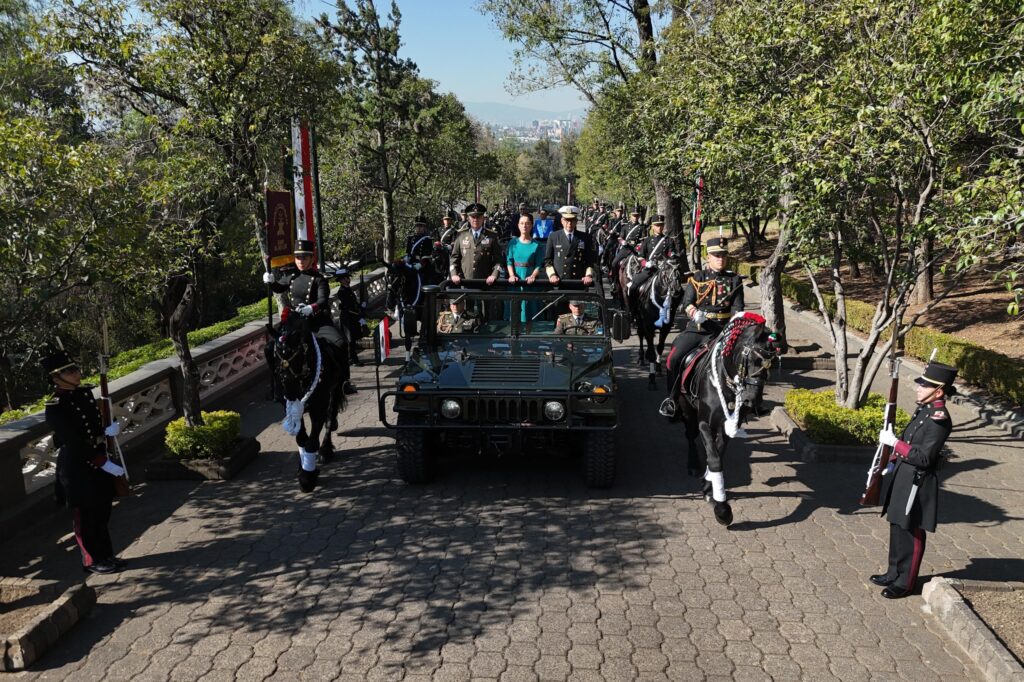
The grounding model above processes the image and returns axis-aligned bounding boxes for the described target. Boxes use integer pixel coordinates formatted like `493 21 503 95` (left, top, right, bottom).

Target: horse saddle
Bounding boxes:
678 343 712 397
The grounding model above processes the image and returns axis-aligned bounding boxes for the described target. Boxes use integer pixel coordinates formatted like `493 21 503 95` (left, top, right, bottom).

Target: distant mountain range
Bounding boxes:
462 101 588 126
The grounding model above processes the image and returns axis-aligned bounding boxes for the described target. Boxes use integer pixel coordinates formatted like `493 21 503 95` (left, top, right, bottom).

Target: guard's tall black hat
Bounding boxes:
464 203 487 216
414 214 428 225
294 239 315 255
616 201 625 210
631 203 642 215
706 237 728 255
915 361 958 393
650 214 666 225
42 349 77 374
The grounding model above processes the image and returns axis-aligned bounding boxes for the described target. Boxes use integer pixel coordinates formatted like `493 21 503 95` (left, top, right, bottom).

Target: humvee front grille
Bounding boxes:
471 357 541 384
464 397 543 423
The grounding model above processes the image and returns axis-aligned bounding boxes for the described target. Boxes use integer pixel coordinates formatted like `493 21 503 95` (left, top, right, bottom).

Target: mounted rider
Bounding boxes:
626 214 686 296
263 239 347 369
609 205 647 279
661 237 744 417
404 214 434 263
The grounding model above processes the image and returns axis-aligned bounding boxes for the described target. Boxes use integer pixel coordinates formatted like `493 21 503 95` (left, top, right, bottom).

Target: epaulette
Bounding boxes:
931 409 949 421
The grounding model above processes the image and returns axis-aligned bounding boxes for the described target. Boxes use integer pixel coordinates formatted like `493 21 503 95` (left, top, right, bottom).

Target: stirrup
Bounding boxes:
658 398 676 418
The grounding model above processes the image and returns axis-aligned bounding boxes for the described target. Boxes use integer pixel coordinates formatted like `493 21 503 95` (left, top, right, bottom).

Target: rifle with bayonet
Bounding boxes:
859 319 901 506
98 313 132 497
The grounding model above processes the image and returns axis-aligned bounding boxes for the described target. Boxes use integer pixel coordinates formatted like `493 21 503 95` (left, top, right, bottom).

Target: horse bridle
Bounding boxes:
275 333 312 385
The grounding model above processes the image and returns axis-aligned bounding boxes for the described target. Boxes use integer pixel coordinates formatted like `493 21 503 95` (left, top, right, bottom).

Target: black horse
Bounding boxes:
622 258 686 388
267 313 345 492
385 246 448 359
667 312 779 526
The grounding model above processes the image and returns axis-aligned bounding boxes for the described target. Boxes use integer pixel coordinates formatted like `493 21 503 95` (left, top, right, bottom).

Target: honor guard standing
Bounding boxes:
404 214 434 263
661 237 744 416
449 203 504 286
871 362 957 598
554 300 600 335
263 240 347 367
43 350 125 574
544 205 596 285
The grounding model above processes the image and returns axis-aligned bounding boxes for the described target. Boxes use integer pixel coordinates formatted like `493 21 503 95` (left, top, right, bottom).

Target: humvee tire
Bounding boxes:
583 429 615 488
396 414 432 484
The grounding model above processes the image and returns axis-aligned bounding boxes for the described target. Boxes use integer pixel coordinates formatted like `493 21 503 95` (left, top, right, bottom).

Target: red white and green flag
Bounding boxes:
691 171 704 243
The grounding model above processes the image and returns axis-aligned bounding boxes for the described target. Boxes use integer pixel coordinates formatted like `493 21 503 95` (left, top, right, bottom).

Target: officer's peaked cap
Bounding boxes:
465 203 487 216
706 237 728 254
558 205 580 218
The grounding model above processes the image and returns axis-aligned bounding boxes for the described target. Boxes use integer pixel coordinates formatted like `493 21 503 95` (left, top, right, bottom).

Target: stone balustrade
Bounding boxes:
0 268 387 514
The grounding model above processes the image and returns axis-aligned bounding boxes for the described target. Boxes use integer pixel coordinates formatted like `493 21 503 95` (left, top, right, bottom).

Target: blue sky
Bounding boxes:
297 0 588 112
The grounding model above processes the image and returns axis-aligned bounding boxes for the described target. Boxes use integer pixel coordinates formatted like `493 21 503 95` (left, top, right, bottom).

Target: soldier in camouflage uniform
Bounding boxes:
436 297 481 334
554 300 600 335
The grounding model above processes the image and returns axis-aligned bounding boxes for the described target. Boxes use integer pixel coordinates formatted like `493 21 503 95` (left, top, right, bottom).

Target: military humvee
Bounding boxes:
377 280 630 488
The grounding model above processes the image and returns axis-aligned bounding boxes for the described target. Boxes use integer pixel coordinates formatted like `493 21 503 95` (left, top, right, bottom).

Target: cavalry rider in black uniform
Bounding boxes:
263 240 347 370
871 361 957 599
609 206 648 277
661 237 744 417
627 214 686 296
439 212 460 250
404 214 434 263
330 266 365 393
43 349 126 575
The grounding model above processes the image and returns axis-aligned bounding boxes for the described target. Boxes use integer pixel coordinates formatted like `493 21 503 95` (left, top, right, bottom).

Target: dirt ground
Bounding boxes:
723 234 1024 361
0 584 51 636
961 588 1024 665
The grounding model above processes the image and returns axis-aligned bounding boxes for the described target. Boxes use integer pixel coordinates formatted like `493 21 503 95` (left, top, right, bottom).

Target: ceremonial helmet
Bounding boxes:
915 361 958 395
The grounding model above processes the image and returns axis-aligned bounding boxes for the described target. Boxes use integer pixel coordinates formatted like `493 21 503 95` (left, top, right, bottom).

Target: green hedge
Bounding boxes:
165 410 241 460
785 388 910 445
740 263 1024 406
0 299 271 426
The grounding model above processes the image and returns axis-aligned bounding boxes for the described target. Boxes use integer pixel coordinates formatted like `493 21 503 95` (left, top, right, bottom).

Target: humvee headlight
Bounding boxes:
440 399 461 419
544 401 566 421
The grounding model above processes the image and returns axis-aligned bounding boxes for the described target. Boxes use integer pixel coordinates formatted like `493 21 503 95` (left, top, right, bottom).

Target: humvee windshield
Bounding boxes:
435 292 606 337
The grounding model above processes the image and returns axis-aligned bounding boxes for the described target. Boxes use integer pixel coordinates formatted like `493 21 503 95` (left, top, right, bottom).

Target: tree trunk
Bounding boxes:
730 215 739 238
914 237 933 304
163 275 203 427
653 177 682 241
0 351 17 411
759 218 790 353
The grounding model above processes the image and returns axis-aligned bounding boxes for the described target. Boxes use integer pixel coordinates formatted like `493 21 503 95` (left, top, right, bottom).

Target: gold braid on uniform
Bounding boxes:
688 277 717 307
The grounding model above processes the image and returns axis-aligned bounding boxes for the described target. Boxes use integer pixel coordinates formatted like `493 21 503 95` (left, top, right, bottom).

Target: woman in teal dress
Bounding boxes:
506 214 543 322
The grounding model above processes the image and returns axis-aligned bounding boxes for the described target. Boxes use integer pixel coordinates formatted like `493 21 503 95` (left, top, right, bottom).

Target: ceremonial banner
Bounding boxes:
691 172 705 242
291 119 318 257
265 190 294 268
374 317 392 364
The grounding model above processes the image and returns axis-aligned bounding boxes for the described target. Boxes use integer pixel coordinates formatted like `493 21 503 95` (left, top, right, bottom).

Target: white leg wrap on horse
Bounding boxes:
282 400 305 436
649 362 657 374
704 468 727 502
300 449 317 472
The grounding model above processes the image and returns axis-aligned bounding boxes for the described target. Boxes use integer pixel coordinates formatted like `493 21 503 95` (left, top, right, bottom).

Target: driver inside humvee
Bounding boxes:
436 296 482 334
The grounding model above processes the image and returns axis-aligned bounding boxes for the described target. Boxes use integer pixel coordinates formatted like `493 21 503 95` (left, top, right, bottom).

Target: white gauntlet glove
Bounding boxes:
879 427 898 447
413 262 422 271
297 304 314 317
262 272 275 284
104 422 121 438
101 460 125 477
644 261 656 270
692 310 707 324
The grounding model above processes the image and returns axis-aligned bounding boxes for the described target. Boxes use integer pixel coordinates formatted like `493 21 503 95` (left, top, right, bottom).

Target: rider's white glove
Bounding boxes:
879 427 898 447
262 272 275 284
644 261 656 270
101 460 125 477
358 318 366 325
104 422 121 438
297 304 314 317
692 310 707 324
413 262 422 271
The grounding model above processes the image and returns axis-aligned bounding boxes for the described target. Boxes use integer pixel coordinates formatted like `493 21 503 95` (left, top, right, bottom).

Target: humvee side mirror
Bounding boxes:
612 312 630 342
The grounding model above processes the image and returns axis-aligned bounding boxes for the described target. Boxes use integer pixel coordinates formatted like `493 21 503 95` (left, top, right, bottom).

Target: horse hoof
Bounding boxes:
714 501 734 527
298 468 319 493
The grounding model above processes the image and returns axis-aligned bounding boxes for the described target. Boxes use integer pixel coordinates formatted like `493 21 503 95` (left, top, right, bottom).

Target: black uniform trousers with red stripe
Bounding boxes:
878 400 952 591
73 502 114 567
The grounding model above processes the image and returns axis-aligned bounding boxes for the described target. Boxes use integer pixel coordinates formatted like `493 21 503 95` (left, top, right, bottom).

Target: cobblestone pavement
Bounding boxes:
3 294 1021 681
